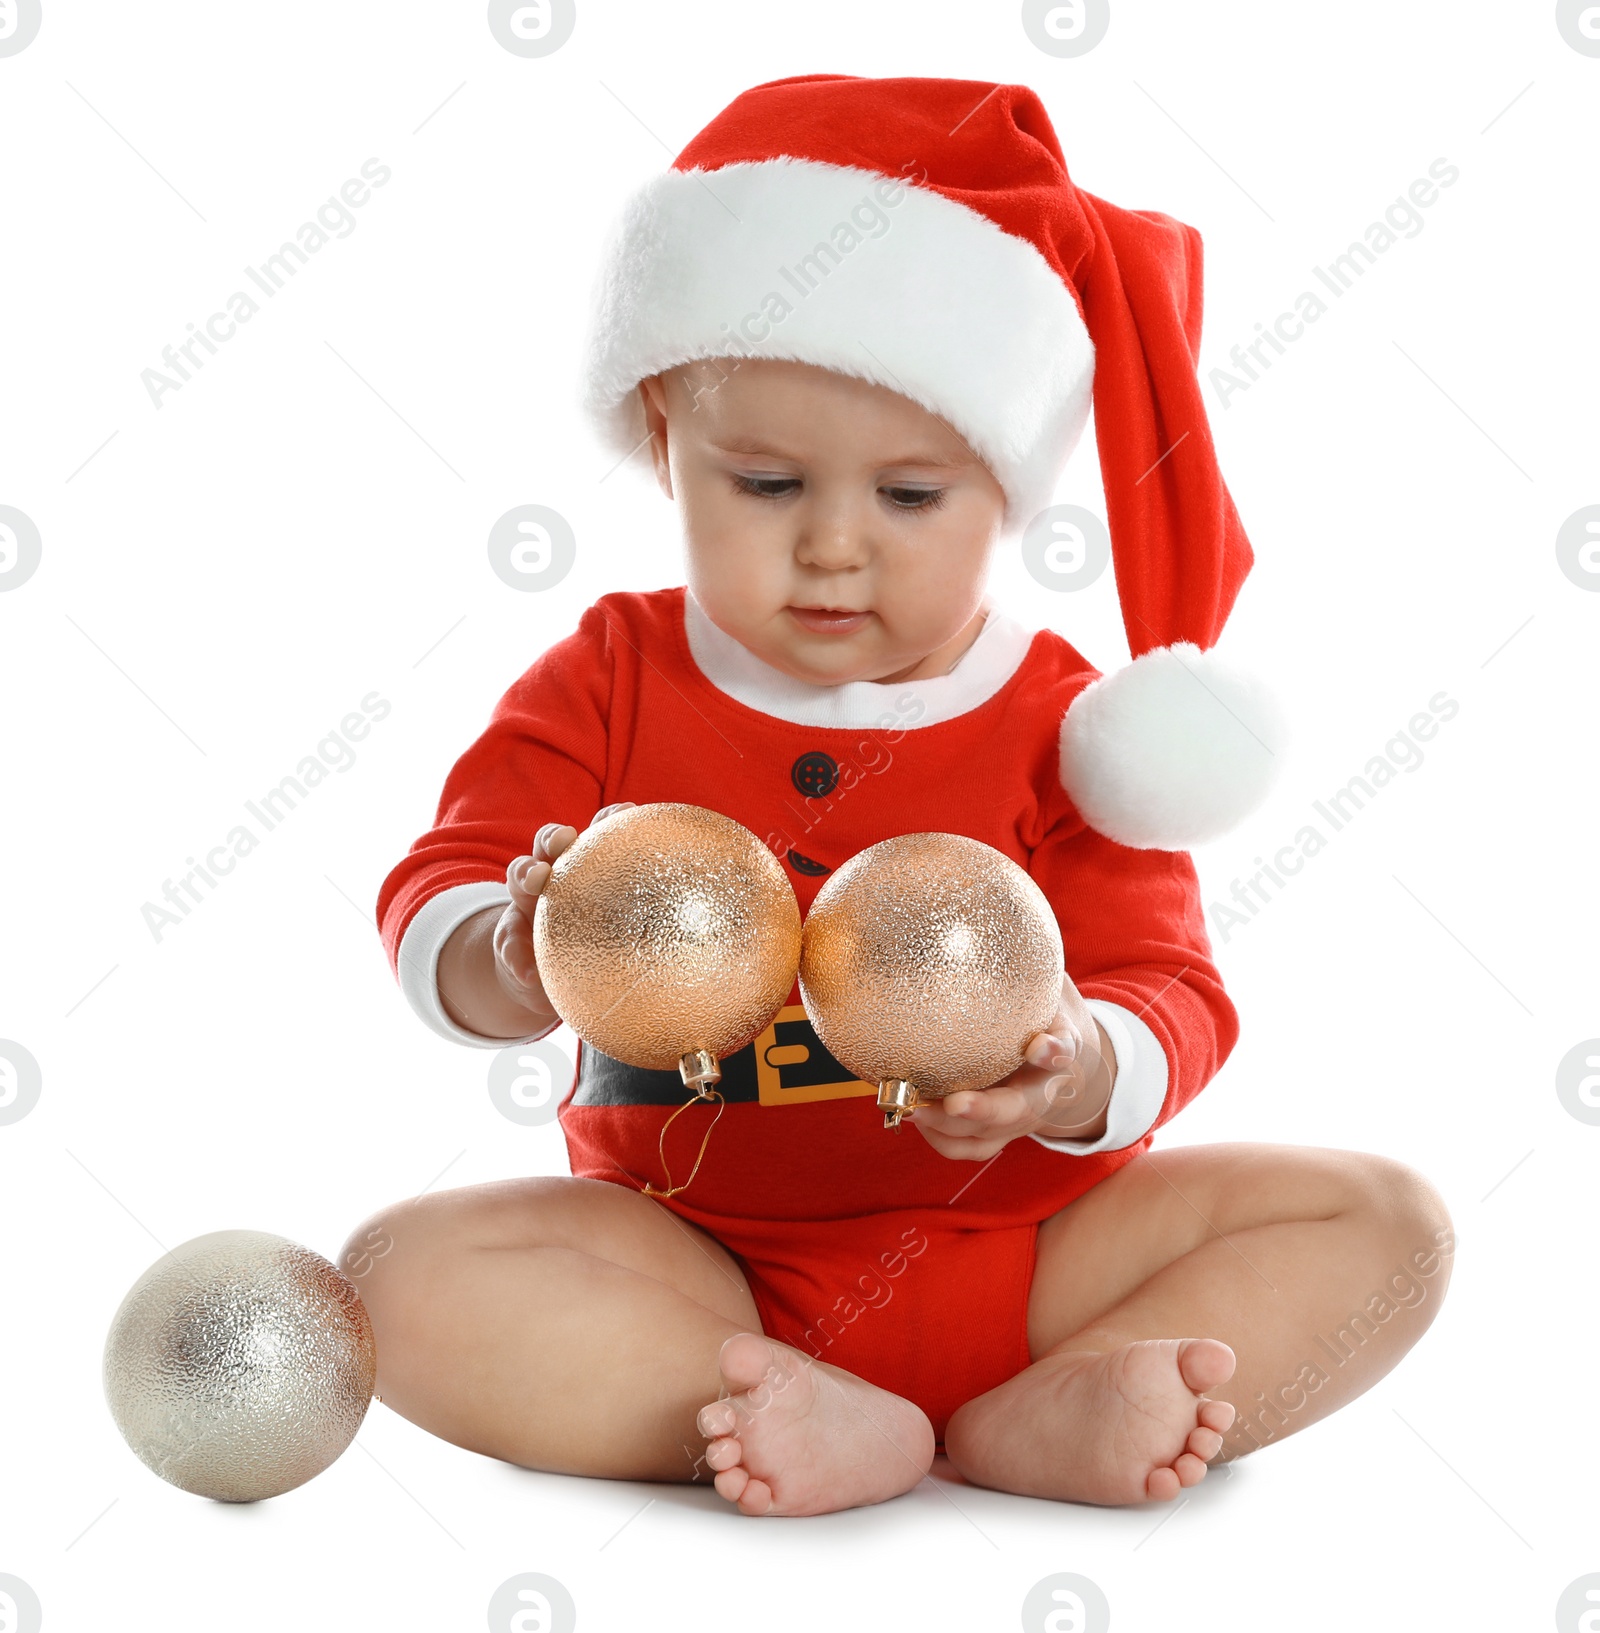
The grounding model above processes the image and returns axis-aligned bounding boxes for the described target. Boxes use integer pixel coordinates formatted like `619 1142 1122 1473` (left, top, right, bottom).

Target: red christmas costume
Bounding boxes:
376 587 1238 1440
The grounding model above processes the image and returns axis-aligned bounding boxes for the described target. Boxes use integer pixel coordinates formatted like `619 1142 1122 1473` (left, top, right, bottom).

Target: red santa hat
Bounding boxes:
580 74 1286 851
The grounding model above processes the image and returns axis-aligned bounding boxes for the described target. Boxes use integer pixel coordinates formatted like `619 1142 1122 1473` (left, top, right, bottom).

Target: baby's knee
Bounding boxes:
1341 1153 1455 1269
335 1200 422 1313
334 1176 599 1300
335 1188 474 1307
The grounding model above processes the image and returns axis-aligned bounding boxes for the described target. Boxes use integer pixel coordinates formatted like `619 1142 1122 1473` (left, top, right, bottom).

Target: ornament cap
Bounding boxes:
878 1078 918 1128
679 1048 721 1095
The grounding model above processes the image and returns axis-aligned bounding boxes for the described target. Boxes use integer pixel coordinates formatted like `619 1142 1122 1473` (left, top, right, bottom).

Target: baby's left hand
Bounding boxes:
909 975 1115 1162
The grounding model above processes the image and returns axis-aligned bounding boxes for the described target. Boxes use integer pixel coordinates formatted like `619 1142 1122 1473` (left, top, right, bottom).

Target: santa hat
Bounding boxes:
579 74 1286 851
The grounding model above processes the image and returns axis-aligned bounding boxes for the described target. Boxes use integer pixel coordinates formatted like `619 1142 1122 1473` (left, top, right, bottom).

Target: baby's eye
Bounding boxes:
732 474 801 500
730 474 948 511
882 485 949 512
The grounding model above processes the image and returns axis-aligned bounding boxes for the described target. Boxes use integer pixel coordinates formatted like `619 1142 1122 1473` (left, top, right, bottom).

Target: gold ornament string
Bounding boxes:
640 1084 725 1199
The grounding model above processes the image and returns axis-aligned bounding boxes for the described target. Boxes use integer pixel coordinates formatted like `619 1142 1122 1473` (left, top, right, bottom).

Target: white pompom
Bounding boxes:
1059 642 1287 850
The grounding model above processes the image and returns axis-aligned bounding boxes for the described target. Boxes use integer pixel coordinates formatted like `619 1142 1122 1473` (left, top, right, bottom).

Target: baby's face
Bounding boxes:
639 358 1007 686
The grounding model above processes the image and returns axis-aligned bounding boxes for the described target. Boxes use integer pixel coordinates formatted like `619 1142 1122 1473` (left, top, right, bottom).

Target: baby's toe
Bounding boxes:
713 1465 750 1503
1146 1464 1181 1502
1174 1451 1209 1487
704 1436 742 1472
737 1476 774 1516
1197 1398 1235 1433
1176 1338 1236 1396
718 1331 779 1393
1187 1425 1223 1461
698 1400 738 1437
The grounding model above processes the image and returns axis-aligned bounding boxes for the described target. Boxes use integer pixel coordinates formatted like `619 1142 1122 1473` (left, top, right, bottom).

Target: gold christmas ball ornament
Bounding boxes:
533 802 802 1088
799 832 1065 1127
103 1230 376 1502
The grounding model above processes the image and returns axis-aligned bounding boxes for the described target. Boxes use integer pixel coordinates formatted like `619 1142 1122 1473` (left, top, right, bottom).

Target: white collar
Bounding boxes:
681 591 1035 730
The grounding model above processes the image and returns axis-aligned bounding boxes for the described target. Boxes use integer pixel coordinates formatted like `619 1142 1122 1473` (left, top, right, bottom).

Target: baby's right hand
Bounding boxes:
494 804 635 1020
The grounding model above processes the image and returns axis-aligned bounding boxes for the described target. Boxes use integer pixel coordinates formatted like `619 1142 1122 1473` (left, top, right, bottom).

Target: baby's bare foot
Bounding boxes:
944 1337 1237 1505
695 1333 934 1516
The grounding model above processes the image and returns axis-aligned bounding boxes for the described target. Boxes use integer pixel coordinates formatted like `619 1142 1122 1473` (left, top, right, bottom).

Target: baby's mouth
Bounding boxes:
787 605 872 635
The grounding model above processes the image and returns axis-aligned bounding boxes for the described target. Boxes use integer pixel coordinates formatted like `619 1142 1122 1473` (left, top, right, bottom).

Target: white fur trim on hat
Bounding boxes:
580 157 1095 531
1059 643 1288 850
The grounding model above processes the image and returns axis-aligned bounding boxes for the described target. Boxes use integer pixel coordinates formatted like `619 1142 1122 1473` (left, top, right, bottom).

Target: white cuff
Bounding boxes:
395 880 560 1049
1027 999 1170 1156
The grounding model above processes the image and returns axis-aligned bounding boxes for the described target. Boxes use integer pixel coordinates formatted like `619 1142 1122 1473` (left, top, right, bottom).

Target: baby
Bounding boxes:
347 76 1454 1517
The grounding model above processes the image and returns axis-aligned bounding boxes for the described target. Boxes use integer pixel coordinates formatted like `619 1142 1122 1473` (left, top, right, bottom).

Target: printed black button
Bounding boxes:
787 849 831 876
791 751 839 798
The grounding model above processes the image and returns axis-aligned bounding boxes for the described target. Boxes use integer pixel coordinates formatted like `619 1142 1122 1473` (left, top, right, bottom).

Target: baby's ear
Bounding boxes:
636 376 674 499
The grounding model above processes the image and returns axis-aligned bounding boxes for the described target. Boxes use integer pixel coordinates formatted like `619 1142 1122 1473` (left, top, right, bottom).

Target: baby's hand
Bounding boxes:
908 976 1115 1162
494 803 635 1018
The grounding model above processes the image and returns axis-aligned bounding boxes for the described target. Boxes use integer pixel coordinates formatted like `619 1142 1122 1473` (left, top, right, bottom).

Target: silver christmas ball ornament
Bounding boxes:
103 1229 377 1502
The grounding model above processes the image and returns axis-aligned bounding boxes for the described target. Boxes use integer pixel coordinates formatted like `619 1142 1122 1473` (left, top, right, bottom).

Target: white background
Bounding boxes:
2 1 1596 1629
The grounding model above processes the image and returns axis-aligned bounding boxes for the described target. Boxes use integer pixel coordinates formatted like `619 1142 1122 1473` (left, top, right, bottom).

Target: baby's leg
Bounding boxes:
340 1176 932 1510
944 1143 1453 1505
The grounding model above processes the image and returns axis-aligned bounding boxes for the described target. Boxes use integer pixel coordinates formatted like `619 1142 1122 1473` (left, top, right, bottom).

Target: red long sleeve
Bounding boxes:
375 602 617 979
1030 817 1238 1136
